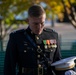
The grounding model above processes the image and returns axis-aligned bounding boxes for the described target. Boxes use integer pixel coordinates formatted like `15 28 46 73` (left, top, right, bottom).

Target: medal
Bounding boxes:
45 45 47 49
43 40 47 49
51 44 57 48
50 39 56 44
50 39 57 48
46 40 51 48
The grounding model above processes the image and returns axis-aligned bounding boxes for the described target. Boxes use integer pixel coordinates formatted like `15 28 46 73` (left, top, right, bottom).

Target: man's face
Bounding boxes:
28 14 46 35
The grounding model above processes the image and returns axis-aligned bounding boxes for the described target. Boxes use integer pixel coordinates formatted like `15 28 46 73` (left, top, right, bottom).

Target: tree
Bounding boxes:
0 0 76 37
40 0 76 28
61 0 76 28
0 0 33 50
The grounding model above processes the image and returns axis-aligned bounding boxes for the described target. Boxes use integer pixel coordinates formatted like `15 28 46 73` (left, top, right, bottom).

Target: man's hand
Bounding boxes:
65 70 76 75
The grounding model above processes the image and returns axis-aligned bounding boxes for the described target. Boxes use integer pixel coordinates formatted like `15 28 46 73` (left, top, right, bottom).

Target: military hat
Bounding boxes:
51 56 76 71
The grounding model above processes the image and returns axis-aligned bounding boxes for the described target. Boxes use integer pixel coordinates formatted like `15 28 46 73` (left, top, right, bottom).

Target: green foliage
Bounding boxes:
0 0 76 24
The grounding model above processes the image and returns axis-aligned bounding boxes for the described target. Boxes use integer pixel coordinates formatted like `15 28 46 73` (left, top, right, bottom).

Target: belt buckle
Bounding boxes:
38 64 43 75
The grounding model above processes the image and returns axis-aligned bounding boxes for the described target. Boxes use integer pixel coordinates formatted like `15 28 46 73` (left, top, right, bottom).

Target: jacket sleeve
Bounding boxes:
4 33 18 75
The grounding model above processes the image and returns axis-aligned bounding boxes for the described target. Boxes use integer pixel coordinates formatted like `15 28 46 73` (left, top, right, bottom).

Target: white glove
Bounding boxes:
65 70 76 75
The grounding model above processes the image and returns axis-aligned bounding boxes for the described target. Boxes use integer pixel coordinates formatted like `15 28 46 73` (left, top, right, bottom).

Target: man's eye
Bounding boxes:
34 23 39 25
41 22 45 25
33 22 45 25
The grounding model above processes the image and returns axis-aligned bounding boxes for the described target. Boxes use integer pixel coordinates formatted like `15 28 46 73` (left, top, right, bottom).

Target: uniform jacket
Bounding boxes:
4 27 62 75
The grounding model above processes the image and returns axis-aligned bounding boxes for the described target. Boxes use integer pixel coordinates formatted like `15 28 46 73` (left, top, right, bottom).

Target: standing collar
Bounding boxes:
26 26 44 36
26 26 36 36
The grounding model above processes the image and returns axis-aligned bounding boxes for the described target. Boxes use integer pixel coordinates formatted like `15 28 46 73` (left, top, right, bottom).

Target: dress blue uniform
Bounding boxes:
4 27 62 75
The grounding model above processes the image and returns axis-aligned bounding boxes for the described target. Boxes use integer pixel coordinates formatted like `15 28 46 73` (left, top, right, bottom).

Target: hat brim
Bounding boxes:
51 56 76 66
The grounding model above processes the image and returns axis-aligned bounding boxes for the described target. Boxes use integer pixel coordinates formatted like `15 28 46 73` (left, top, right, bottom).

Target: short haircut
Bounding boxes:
28 5 45 17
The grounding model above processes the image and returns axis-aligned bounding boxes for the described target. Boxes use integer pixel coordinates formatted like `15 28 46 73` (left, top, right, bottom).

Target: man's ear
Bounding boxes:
25 18 29 23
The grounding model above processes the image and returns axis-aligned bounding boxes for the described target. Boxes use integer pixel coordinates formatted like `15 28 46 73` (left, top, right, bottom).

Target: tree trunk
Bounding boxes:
62 0 76 29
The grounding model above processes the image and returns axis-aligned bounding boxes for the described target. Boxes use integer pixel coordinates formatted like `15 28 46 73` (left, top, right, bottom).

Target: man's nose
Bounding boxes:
37 24 42 29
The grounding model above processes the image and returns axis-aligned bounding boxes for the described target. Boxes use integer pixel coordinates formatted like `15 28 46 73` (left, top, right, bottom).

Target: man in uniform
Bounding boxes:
4 5 63 75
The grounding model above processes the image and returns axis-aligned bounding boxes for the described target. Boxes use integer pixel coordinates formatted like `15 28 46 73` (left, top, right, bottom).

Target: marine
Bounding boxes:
4 5 62 75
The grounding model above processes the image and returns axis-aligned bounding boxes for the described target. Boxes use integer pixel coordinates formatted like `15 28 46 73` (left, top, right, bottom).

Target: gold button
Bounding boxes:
51 50 53 52
38 64 41 67
24 50 27 52
38 55 40 58
38 46 40 48
36 36 39 40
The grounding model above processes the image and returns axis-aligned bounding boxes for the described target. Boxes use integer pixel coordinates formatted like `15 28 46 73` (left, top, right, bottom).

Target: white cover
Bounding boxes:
51 56 76 66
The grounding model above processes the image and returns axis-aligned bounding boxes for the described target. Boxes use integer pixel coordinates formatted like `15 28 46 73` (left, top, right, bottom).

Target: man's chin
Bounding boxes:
35 32 42 35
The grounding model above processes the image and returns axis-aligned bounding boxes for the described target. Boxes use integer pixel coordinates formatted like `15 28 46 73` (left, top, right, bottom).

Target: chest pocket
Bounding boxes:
23 41 37 67
44 47 56 64
23 41 35 58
